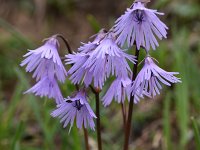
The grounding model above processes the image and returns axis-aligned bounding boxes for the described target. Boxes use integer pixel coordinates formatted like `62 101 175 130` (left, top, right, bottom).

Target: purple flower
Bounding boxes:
66 53 93 87
21 36 67 83
128 86 151 104
66 52 105 88
132 56 181 98
102 76 150 106
102 77 131 106
114 2 168 50
83 33 136 88
66 33 136 89
24 76 64 104
51 90 96 131
78 29 107 53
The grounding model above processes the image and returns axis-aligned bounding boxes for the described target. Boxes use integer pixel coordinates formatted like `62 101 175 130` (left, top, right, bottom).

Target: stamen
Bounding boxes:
134 10 145 24
73 100 83 111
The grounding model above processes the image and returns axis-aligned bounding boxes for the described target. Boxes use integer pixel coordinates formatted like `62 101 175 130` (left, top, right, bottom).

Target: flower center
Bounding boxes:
73 100 83 111
134 10 145 24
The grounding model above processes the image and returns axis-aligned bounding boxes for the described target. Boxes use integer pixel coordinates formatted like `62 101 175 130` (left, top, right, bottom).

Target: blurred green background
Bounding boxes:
0 0 200 150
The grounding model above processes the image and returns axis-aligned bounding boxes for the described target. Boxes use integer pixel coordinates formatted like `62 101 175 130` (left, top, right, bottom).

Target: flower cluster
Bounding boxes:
21 36 67 104
66 31 136 89
21 0 181 131
21 36 96 130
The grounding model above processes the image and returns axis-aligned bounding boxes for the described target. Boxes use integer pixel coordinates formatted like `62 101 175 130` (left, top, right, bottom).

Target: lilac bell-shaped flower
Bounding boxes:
114 2 168 50
132 56 181 98
24 61 64 104
20 36 67 83
66 32 136 89
24 76 64 104
65 29 108 88
102 77 131 106
102 76 151 106
66 52 93 87
51 90 96 131
82 33 136 89
78 29 107 53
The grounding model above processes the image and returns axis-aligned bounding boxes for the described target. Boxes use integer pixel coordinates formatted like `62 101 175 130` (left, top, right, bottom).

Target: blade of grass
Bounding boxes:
11 121 24 150
173 29 189 149
71 127 82 150
87 15 101 32
191 117 200 149
5 82 24 127
163 92 172 150
15 67 56 149
0 18 33 47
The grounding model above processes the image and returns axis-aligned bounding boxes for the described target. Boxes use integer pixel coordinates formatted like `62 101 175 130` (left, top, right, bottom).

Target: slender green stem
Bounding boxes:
123 48 140 150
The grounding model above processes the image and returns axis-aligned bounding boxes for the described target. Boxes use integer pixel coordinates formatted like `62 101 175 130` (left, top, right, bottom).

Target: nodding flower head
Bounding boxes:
114 2 168 51
51 90 96 131
43 36 60 50
102 76 131 106
24 76 64 104
20 35 67 83
131 56 181 98
66 32 136 89
78 29 107 53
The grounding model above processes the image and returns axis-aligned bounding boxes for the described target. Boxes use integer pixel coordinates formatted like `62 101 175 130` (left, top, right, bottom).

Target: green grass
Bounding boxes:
191 117 200 149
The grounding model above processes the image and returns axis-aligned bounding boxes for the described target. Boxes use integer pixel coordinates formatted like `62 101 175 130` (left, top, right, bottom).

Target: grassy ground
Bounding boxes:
0 0 200 149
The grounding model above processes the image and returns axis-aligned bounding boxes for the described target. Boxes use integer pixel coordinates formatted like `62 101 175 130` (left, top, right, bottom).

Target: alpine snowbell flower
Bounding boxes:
114 2 168 50
66 53 93 87
24 76 64 104
102 76 151 106
66 32 136 89
83 33 136 86
132 56 181 98
78 29 107 53
20 36 67 83
102 77 131 106
65 29 107 87
51 90 96 131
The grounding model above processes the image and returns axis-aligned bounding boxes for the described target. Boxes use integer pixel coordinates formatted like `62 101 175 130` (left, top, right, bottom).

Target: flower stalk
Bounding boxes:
56 34 73 54
121 103 126 129
95 90 102 150
60 37 90 150
90 86 102 150
83 127 90 150
123 47 140 150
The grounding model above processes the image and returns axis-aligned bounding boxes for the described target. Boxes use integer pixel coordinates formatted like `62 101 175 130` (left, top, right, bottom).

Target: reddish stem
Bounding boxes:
123 48 140 150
